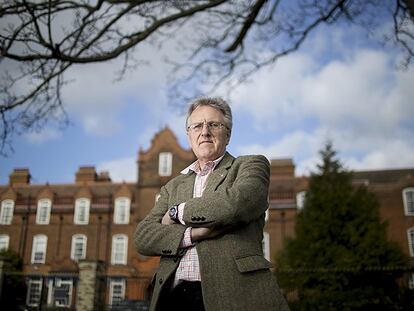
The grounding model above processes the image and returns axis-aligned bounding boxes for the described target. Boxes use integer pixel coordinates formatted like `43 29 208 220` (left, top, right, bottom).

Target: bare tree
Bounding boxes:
1 0 413 155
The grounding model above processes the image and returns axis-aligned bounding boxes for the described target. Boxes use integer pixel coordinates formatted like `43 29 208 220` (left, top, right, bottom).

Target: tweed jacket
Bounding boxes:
134 152 290 311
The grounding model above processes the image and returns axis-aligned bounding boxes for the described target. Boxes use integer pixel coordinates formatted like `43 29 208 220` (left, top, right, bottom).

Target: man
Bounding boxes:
134 97 289 311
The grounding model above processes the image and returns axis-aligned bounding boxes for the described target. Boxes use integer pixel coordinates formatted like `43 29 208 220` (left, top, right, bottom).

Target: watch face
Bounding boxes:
169 206 177 219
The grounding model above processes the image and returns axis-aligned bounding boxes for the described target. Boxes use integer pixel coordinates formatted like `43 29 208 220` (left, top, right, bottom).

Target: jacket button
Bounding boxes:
191 216 196 221
201 217 206 221
159 278 163 284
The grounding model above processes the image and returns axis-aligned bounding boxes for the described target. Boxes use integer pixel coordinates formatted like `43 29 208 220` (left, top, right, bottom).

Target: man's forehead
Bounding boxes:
190 106 224 120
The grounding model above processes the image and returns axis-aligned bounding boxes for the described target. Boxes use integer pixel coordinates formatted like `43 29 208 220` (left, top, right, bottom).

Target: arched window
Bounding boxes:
296 191 306 210
26 278 42 307
159 152 172 176
74 198 90 224
0 199 15 225
31 234 47 264
0 234 10 251
408 227 414 257
114 197 130 224
262 232 270 261
111 234 128 265
109 279 126 305
36 199 52 224
403 188 414 216
71 234 87 261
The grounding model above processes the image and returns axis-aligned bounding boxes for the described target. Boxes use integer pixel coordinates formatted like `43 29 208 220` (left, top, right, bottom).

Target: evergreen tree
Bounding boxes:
0 249 26 310
276 143 409 310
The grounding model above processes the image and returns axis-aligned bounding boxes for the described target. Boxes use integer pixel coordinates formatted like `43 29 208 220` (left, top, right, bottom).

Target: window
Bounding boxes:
111 234 128 265
158 152 172 176
155 193 160 203
409 274 414 290
403 188 414 216
109 279 126 305
262 232 270 261
264 209 269 222
53 278 73 307
36 199 52 224
0 199 14 225
296 191 306 210
71 234 87 261
114 197 130 224
0 235 10 251
31 234 47 264
74 198 90 224
27 278 42 307
408 228 414 257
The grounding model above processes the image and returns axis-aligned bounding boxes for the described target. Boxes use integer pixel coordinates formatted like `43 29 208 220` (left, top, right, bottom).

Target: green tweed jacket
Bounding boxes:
134 152 290 311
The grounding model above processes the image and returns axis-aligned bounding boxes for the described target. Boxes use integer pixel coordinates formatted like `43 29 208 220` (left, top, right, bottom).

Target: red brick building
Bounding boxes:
1 127 414 309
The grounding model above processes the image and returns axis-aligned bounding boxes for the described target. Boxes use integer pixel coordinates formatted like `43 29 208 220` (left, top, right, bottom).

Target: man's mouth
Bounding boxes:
199 141 213 145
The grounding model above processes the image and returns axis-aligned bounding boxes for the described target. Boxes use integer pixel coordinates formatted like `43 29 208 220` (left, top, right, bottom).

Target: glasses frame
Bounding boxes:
187 121 228 133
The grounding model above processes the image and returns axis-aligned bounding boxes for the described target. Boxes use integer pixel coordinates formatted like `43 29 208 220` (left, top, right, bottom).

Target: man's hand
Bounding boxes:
161 210 175 225
191 227 226 242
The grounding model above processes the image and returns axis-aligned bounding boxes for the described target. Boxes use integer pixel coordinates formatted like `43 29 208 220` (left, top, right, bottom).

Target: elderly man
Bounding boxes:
134 97 289 311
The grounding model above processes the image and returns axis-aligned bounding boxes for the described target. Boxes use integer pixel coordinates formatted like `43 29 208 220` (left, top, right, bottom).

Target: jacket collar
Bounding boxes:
177 152 235 199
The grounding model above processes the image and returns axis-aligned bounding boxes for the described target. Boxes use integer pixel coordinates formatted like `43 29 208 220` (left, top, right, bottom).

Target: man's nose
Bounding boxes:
200 122 211 135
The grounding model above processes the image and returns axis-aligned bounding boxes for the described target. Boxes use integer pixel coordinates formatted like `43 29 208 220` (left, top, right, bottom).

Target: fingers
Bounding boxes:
161 210 174 225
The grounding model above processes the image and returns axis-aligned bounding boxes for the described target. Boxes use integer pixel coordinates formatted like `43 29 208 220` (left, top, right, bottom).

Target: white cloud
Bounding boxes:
237 130 323 175
343 138 414 171
24 127 62 144
62 43 172 137
231 45 414 175
230 53 316 131
97 157 136 182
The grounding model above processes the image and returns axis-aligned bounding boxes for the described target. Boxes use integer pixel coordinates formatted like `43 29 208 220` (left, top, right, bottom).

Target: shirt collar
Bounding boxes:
181 153 226 175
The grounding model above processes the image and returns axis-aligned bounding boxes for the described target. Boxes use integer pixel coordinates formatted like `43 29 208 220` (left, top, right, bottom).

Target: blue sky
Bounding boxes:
1 20 413 185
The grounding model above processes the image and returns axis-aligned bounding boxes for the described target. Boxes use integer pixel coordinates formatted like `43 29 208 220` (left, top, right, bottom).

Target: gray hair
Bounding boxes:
186 97 233 133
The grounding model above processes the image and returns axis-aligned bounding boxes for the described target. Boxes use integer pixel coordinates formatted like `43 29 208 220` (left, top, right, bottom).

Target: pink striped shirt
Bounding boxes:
173 155 224 286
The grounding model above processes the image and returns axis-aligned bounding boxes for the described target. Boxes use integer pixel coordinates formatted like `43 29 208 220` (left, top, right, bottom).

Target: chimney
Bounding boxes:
9 168 31 185
75 166 98 184
97 171 111 182
270 159 295 179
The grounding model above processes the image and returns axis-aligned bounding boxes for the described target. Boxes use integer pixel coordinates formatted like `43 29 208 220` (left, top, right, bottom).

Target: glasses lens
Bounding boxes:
188 122 225 132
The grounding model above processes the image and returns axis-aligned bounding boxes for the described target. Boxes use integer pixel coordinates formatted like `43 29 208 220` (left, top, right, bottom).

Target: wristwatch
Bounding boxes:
168 205 180 223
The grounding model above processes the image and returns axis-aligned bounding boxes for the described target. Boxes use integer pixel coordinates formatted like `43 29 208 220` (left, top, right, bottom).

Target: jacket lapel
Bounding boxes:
204 152 234 193
177 172 196 202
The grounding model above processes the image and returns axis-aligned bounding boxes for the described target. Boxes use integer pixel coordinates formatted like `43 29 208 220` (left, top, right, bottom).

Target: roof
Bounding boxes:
352 168 414 184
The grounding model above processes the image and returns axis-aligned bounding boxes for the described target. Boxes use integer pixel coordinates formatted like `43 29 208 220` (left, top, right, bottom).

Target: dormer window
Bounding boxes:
159 152 172 176
403 188 414 216
0 200 15 225
74 198 90 225
114 197 130 224
36 199 52 225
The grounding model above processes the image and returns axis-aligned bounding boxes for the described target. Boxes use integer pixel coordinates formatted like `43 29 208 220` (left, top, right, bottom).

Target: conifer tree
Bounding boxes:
0 249 26 309
276 143 409 310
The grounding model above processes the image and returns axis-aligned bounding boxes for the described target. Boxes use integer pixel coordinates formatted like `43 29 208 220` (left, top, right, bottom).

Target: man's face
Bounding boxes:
187 105 230 165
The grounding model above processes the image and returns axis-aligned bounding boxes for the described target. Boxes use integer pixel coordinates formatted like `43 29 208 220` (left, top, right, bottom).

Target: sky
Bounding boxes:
1 14 413 185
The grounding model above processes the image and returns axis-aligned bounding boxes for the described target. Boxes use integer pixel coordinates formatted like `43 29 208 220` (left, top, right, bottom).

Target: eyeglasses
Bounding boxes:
187 121 227 133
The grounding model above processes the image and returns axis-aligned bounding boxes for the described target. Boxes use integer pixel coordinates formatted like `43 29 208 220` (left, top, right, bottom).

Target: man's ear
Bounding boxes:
226 132 231 145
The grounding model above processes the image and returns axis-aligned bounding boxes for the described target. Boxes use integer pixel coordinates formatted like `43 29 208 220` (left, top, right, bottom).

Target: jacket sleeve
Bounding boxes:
182 155 270 228
134 185 187 257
